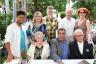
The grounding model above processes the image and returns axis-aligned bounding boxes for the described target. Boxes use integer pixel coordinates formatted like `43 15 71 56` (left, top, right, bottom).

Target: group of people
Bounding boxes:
4 5 94 64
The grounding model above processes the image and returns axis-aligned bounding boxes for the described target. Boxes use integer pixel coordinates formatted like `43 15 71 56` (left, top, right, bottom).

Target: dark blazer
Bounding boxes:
69 40 94 59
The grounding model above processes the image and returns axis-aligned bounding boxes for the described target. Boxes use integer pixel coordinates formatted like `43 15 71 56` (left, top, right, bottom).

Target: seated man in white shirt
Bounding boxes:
69 29 94 59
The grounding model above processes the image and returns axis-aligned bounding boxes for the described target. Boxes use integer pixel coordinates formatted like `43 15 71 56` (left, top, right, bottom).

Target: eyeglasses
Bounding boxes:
75 35 83 37
79 12 85 13
35 16 42 17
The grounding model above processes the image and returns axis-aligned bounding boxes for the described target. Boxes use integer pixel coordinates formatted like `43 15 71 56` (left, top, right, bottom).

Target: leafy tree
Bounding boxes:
73 0 96 19
27 0 67 16
0 0 68 40
0 13 12 40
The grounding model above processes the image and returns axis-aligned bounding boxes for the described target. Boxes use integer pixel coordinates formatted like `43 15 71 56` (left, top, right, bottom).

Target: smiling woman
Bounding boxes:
74 7 93 44
27 31 50 60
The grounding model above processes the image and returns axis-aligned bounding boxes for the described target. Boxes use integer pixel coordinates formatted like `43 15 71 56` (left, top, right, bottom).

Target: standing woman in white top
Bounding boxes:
27 31 50 59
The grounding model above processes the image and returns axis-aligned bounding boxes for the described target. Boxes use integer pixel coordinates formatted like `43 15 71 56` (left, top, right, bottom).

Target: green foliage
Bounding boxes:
27 0 67 16
60 12 65 19
73 0 96 19
72 14 78 19
0 13 12 40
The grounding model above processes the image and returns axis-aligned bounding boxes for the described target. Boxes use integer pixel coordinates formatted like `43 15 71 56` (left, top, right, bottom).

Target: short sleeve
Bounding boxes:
5 26 13 44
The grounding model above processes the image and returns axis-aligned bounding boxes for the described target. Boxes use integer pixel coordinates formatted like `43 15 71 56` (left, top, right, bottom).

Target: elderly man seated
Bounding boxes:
50 28 69 64
69 29 94 59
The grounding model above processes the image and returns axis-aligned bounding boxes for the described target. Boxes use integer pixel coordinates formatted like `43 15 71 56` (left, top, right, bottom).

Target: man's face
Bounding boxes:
47 9 53 16
16 15 25 24
58 30 66 41
74 32 84 42
66 9 72 17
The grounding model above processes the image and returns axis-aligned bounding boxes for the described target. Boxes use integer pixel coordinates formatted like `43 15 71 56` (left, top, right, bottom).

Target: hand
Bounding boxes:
59 61 64 64
28 56 31 60
6 53 13 62
87 34 94 44
87 37 94 44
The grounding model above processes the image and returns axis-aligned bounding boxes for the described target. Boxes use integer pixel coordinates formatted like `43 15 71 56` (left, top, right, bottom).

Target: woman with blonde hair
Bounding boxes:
26 11 47 44
31 11 47 35
74 7 93 44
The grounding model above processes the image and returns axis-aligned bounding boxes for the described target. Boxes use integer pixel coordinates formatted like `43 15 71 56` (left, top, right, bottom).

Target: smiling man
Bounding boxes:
50 28 69 64
5 11 29 62
69 29 94 59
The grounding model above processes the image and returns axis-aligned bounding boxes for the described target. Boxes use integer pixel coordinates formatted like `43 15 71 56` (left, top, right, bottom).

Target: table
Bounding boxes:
29 59 94 64
4 59 94 64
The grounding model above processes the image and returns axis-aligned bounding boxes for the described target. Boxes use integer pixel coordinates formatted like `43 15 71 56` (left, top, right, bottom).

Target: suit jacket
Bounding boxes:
69 40 94 59
50 38 69 62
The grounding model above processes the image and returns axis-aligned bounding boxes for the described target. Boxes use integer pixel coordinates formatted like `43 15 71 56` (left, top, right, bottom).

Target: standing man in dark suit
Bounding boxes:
69 29 94 59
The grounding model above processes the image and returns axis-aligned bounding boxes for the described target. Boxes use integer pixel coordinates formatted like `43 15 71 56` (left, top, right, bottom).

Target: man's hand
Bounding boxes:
59 61 64 64
6 53 13 62
5 43 13 62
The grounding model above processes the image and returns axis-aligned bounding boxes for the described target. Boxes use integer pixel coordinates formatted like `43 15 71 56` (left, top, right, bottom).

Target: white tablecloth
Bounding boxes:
29 59 94 64
4 59 94 64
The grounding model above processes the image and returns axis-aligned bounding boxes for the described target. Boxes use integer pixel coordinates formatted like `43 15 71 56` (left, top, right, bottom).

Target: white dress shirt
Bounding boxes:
58 17 75 42
77 42 84 55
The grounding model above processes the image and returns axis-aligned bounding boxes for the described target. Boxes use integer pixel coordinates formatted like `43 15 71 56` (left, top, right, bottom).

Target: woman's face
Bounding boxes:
35 35 44 43
35 15 42 23
79 10 86 18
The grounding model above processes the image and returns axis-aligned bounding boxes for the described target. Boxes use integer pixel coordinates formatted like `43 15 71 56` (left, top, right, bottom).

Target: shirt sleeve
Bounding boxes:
50 39 62 63
43 43 50 58
5 26 13 44
27 45 32 56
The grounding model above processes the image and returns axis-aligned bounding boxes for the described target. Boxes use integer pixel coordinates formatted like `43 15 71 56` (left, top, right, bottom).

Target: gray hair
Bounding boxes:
47 5 54 10
34 31 44 39
65 8 73 12
57 28 66 34
74 29 84 35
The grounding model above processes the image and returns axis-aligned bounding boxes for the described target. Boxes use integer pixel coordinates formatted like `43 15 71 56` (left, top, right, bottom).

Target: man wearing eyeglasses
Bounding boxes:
69 29 94 59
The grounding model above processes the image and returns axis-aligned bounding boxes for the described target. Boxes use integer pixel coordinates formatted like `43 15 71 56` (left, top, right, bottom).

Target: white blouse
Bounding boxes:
27 42 50 59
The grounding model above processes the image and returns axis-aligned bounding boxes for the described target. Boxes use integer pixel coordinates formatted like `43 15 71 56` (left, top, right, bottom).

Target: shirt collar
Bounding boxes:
57 38 67 43
77 42 84 45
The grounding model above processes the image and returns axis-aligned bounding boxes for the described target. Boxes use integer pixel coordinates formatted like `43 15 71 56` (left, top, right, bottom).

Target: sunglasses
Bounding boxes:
79 11 85 13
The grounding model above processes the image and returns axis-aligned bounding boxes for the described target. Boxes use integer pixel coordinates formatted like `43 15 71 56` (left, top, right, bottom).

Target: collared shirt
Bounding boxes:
44 17 58 42
77 42 84 54
5 22 29 57
56 39 69 63
59 17 75 37
58 17 75 43
58 40 69 59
